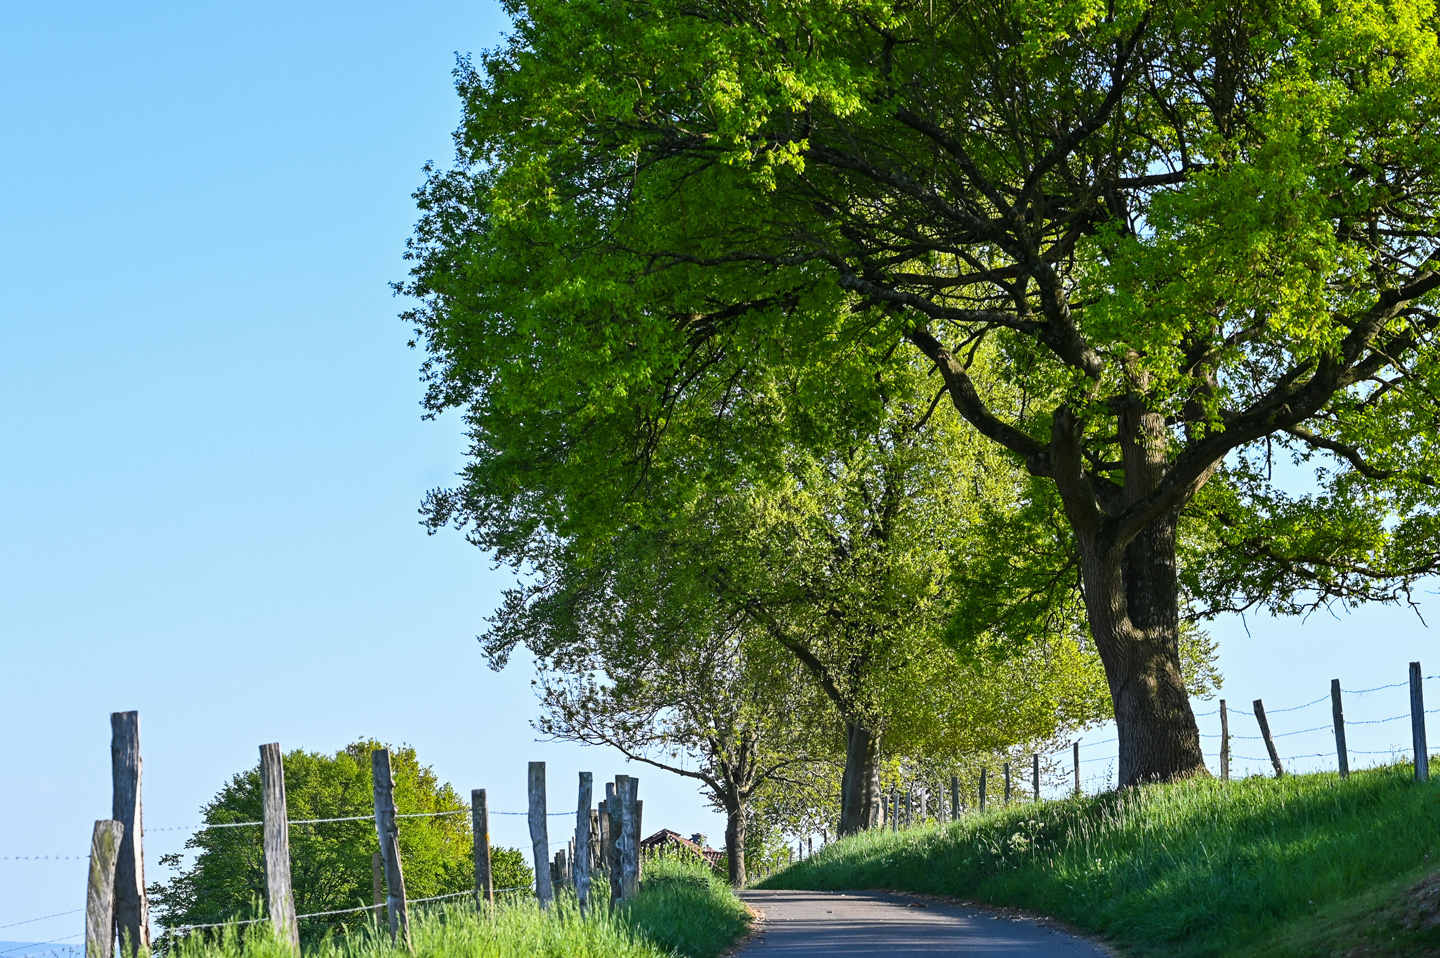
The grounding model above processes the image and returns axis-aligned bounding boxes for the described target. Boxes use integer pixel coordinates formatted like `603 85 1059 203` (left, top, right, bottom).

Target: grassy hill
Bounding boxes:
755 762 1440 957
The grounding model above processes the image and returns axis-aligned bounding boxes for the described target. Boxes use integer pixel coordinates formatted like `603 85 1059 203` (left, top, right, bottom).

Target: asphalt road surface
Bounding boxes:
736 890 1114 957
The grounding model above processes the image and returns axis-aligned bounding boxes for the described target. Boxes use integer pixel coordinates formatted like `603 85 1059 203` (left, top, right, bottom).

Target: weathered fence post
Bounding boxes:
1073 741 1081 795
1411 662 1429 783
1253 699 1284 778
1032 754 1040 801
598 796 612 877
471 789 492 907
110 712 148 958
589 808 601 872
85 820 123 958
611 779 627 897
372 748 411 949
528 762 554 908
951 775 960 819
260 743 300 951
1220 699 1230 782
979 768 987 811
1331 680 1349 779
1003 763 1012 803
372 852 384 911
575 772 593 910
635 798 644 877
618 776 640 901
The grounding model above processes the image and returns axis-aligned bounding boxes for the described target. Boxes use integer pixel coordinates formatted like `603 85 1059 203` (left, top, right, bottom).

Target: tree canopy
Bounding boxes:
150 741 529 946
405 0 1440 785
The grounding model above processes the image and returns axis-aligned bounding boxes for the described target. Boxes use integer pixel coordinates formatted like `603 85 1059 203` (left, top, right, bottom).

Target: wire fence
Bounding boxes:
873 668 1440 819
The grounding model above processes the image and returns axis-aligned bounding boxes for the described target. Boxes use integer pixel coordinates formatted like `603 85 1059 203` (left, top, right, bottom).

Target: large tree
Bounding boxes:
479 354 1115 834
405 0 1440 785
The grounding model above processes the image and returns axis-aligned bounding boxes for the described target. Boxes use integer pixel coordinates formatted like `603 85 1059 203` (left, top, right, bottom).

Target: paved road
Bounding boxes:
736 890 1113 957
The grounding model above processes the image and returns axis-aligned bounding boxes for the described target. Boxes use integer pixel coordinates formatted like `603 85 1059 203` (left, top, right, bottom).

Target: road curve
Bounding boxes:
735 889 1113 957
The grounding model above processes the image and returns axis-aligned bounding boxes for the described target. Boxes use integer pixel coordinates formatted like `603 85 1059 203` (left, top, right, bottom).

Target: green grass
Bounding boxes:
167 856 749 958
755 762 1440 957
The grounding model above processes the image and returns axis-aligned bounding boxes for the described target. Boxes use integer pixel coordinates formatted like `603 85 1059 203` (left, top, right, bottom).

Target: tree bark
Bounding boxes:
838 722 882 835
1070 405 1208 786
723 802 746 887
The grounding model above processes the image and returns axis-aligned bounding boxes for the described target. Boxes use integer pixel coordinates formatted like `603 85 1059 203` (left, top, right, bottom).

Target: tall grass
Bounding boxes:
167 856 748 958
757 762 1440 957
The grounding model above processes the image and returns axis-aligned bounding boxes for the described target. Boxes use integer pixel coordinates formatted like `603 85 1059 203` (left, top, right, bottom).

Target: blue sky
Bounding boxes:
1 0 1436 947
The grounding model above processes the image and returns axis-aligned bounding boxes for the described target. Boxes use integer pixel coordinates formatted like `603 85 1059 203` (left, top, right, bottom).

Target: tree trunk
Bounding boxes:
1071 405 1208 787
838 722 882 835
723 803 746 887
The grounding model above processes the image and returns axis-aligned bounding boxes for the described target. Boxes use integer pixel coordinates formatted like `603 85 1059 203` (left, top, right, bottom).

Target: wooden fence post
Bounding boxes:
589 809 601 872
110 712 148 958
1331 680 1349 779
634 798 644 878
598 796 613 881
372 749 411 949
1220 699 1230 783
1253 699 1284 778
471 789 492 907
85 820 123 958
1073 741 1081 796
260 743 299 951
951 775 960 820
618 776 640 901
575 772 593 910
1411 662 1429 783
1003 763 1012 803
372 852 384 911
979 768 987 812
1032 754 1040 801
528 762 554 908
609 779 626 899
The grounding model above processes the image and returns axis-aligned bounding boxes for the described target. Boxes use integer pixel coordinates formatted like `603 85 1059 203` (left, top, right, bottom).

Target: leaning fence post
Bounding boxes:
1220 699 1230 782
1411 662 1429 783
260 743 300 951
372 852 384 911
1331 680 1349 779
471 789 492 907
951 775 960 819
372 748 411 949
110 712 149 958
85 820 123 958
1253 699 1284 778
575 772 593 910
1073 741 1081 796
979 768 987 811
1003 762 1012 803
1032 754 1040 801
528 762 554 908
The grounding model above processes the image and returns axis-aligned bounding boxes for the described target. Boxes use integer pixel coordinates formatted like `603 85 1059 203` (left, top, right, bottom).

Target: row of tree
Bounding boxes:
400 0 1440 883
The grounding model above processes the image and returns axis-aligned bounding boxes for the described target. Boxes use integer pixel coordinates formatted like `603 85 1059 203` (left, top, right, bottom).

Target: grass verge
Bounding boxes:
755 762 1440 957
167 856 749 958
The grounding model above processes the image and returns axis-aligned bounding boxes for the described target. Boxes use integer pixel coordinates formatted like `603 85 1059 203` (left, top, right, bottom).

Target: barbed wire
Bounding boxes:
1265 693 1331 714
150 806 575 835
0 911 84 931
0 935 83 957
1 856 90 862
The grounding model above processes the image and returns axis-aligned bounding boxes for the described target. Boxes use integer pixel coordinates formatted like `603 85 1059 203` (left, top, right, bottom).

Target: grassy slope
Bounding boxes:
755 763 1440 957
168 856 750 958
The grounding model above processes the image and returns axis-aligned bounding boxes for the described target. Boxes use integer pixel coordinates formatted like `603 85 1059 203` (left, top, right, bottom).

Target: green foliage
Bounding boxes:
759 763 1440 957
163 857 747 958
150 741 530 945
